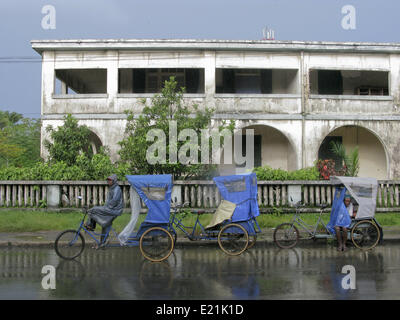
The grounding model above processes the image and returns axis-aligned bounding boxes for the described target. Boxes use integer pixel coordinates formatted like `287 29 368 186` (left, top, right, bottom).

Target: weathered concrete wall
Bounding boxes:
37 43 400 179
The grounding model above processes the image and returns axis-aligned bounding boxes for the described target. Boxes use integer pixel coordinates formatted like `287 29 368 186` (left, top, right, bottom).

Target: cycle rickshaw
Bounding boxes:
273 176 383 250
55 174 176 262
170 172 261 255
55 173 262 261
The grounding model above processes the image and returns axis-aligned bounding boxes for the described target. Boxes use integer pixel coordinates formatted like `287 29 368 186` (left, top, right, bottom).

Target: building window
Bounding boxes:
310 69 389 96
317 70 343 95
118 68 204 94
54 69 107 94
216 69 298 94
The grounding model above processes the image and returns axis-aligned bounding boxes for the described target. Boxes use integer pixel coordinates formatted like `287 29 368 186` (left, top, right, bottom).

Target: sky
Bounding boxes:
0 0 399 118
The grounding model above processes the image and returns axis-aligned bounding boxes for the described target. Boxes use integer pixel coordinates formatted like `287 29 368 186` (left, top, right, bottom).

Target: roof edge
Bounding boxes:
30 38 400 55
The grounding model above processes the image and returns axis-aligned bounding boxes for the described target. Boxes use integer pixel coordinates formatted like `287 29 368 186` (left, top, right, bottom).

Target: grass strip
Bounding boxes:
0 210 399 233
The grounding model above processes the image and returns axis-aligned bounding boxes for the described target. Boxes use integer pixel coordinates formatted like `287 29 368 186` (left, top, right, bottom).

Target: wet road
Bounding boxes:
0 243 399 299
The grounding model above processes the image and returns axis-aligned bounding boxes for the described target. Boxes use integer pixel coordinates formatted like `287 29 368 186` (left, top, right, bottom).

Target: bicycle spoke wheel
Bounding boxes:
218 223 249 256
351 220 380 250
247 235 257 249
169 228 178 246
139 227 174 262
55 230 85 260
273 223 299 249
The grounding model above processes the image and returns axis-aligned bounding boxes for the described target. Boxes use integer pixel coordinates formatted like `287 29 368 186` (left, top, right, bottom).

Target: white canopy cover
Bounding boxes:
330 176 378 219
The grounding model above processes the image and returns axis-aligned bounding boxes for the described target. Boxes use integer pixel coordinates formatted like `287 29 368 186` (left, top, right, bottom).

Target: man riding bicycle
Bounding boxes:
84 174 124 247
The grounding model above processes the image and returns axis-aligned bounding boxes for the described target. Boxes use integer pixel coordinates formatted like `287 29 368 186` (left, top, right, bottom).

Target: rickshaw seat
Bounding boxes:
103 216 118 229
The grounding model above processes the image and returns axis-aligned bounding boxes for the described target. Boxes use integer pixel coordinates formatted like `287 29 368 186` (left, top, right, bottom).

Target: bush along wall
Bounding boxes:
253 165 320 181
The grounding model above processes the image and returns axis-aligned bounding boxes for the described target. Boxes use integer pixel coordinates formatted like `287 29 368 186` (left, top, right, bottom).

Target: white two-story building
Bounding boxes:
31 39 400 179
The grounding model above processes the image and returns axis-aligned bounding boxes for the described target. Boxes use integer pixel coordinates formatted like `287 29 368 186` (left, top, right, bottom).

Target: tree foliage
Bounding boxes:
0 111 40 167
0 148 130 181
44 114 92 166
118 77 234 179
330 141 359 177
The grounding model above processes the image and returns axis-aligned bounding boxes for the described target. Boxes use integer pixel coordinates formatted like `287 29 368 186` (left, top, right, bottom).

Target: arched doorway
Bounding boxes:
86 131 103 156
219 124 297 175
318 125 388 179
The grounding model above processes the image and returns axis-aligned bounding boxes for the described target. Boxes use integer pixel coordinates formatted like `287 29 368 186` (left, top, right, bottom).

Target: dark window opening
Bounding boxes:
310 69 389 96
118 68 204 94
217 69 270 94
318 70 343 95
318 136 343 171
55 69 107 94
216 69 297 94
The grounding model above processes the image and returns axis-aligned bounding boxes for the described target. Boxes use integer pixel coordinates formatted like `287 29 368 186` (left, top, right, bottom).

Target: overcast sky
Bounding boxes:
0 0 399 118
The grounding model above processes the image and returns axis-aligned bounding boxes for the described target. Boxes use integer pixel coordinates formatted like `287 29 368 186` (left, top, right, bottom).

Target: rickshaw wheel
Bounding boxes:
55 230 85 260
247 235 257 249
139 227 175 262
273 223 299 249
351 220 380 250
218 223 249 256
169 229 178 246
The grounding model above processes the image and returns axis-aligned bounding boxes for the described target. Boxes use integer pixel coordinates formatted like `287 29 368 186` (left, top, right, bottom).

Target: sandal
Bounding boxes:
84 224 94 231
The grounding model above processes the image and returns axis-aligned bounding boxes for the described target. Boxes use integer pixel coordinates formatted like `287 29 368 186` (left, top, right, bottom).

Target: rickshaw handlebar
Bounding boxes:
171 201 190 209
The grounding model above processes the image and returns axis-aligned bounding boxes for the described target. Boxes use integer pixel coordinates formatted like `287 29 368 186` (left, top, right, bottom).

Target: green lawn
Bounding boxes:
0 210 399 233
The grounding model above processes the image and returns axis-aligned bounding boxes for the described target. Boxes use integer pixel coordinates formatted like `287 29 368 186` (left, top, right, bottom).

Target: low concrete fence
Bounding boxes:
0 180 399 212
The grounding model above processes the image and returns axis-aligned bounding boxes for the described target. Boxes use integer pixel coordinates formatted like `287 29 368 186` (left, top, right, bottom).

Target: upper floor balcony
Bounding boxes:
34 39 400 119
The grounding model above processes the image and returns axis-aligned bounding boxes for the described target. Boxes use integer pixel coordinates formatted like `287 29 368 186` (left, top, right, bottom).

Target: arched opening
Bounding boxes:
219 124 297 175
318 125 388 179
85 131 103 156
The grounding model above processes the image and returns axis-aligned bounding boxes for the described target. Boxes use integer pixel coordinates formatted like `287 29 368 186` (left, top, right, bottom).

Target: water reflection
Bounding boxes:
0 244 399 299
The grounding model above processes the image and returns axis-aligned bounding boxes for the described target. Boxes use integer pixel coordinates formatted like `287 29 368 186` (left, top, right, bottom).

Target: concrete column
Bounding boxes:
46 185 60 208
61 80 67 94
171 185 182 205
204 51 216 109
106 50 119 111
288 185 302 206
41 52 56 160
41 51 55 113
389 54 400 106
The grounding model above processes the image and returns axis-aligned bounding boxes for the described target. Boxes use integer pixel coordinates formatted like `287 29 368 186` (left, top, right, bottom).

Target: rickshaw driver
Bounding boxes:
334 195 353 252
344 195 357 219
84 174 124 247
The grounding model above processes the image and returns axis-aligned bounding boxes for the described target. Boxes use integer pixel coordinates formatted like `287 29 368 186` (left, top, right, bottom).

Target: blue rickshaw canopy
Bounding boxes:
213 172 260 222
126 174 172 224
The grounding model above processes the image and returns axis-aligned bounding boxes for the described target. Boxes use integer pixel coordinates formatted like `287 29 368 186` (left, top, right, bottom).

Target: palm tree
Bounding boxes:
330 141 359 176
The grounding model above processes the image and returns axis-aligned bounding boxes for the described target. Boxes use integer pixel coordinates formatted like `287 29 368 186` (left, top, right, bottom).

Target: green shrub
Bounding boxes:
253 165 319 181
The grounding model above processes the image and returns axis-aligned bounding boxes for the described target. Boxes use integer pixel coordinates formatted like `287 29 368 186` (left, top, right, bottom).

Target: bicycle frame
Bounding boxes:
75 210 120 247
169 206 216 240
169 204 261 240
289 206 334 239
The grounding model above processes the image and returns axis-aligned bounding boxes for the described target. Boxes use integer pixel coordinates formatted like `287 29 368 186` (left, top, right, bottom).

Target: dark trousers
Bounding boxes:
86 217 110 243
